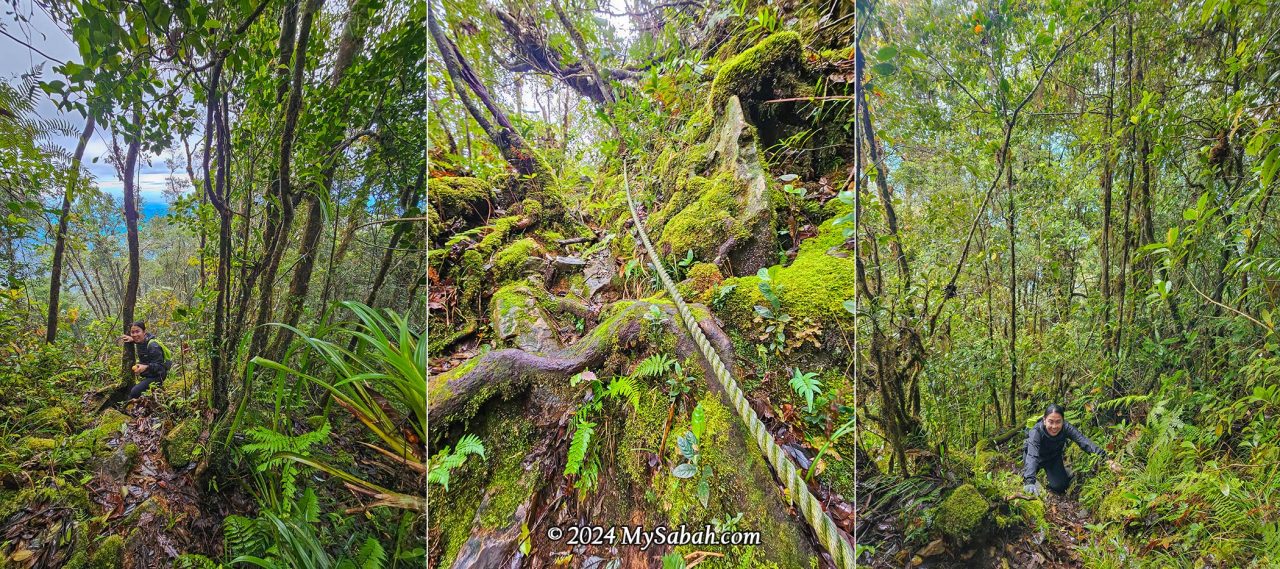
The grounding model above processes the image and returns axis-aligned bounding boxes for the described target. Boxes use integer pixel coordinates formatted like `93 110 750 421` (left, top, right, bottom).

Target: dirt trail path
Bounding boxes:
84 397 232 568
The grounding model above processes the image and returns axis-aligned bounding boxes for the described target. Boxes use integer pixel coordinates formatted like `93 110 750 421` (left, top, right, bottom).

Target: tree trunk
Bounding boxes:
1005 152 1018 428
1100 25 1116 352
268 2 368 359
428 7 543 178
46 115 95 343
120 116 143 383
247 0 323 362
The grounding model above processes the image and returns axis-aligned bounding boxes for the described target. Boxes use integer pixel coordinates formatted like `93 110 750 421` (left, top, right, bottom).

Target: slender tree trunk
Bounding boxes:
46 115 96 343
120 116 143 383
1114 14 1137 357
428 7 543 177
363 174 422 309
269 2 367 359
1100 25 1117 352
248 0 323 361
1005 152 1018 428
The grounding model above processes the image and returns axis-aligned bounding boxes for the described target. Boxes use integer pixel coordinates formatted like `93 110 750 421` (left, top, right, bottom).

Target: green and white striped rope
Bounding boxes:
622 162 855 568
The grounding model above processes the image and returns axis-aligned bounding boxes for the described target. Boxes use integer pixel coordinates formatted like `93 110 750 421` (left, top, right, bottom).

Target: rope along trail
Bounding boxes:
622 162 855 568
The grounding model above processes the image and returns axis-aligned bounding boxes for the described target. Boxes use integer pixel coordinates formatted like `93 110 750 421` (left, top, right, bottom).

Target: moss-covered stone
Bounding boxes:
490 280 561 353
428 177 490 219
676 262 724 303
716 216 855 335
934 483 990 544
163 418 202 468
707 32 803 112
492 238 544 283
657 172 742 261
89 535 124 569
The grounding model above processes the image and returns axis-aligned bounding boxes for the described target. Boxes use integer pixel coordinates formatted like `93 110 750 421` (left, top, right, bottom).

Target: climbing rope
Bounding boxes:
622 162 856 568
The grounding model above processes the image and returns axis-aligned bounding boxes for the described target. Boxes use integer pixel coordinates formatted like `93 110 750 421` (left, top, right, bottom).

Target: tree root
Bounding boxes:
428 299 734 433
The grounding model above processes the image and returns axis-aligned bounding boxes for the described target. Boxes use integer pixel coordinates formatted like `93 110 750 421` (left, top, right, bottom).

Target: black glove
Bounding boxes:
1023 482 1042 496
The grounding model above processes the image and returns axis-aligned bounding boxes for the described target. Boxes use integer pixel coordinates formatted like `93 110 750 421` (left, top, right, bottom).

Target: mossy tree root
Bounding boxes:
428 300 735 433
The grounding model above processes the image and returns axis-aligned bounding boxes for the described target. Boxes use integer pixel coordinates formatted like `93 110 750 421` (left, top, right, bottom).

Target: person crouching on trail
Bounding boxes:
1022 403 1120 496
119 321 170 400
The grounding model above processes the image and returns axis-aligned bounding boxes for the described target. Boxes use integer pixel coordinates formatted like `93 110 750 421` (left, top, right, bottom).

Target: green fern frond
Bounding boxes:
634 354 674 379
564 416 596 477
606 376 640 411
788 368 822 412
354 537 386 569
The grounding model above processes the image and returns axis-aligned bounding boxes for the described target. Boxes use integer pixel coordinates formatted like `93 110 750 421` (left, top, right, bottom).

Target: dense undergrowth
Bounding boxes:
0 292 424 568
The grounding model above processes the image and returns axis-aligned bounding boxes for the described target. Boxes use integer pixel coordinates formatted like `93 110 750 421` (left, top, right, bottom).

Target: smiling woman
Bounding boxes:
0 0 425 565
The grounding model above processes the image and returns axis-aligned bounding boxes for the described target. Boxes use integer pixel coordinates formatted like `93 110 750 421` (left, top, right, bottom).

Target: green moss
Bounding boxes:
174 554 217 569
677 262 724 303
89 535 124 569
716 216 855 330
477 423 538 529
163 419 202 468
21 436 56 452
492 238 543 283
475 215 521 255
657 172 742 261
652 392 813 566
520 198 543 221
708 32 803 112
934 483 990 544
124 443 140 462
428 177 489 218
31 406 72 433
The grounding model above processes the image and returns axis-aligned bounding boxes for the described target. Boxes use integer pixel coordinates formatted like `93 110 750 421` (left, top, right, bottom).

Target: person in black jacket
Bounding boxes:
119 321 170 400
1022 403 1117 496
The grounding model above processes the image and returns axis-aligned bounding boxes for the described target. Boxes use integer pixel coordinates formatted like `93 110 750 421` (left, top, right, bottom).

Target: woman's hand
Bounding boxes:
119 335 132 344
1023 482 1042 496
136 364 149 373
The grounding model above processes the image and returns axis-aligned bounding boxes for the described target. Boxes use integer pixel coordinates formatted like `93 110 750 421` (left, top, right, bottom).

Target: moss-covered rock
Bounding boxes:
428 176 490 219
489 281 562 353
675 262 724 303
657 172 741 260
651 95 778 277
708 32 803 112
492 238 544 284
163 418 202 468
717 215 855 331
89 535 124 569
934 483 990 544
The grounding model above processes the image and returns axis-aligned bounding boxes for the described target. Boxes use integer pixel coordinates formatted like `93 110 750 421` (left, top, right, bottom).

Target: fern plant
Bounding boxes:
249 302 425 511
427 433 485 492
241 421 332 511
789 368 822 412
563 370 640 494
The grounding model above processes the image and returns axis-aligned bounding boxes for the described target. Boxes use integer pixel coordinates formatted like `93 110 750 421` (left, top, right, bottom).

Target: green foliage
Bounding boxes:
427 434 485 492
250 302 425 511
788 368 822 412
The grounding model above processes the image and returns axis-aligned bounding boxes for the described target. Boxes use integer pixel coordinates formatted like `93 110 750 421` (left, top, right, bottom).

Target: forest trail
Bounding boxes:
862 453 1104 568
83 395 225 568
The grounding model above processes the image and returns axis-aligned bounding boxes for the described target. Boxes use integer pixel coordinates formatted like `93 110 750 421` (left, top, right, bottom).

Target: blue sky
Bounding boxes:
2 2 183 212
